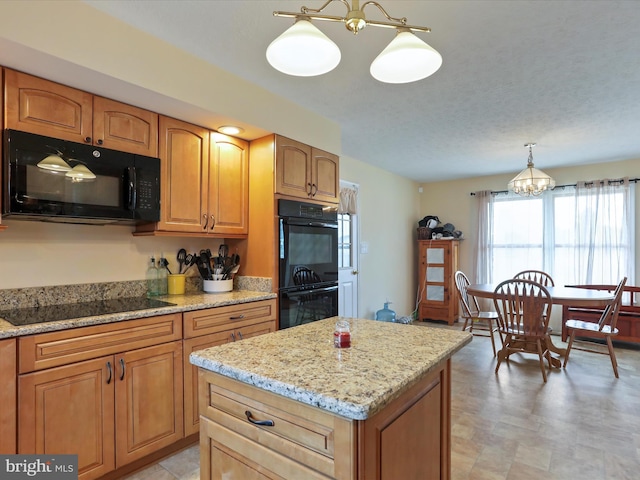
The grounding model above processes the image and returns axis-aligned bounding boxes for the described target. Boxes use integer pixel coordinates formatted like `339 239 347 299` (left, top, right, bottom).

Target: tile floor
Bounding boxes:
126 324 640 479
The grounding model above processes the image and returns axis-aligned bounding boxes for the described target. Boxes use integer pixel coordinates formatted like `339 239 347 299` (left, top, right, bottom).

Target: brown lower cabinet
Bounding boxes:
17 314 184 480
198 356 450 480
0 338 17 454
183 300 277 436
12 299 277 480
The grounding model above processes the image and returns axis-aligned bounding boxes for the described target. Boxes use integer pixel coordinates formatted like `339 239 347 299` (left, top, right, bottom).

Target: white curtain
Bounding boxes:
473 190 493 283
339 187 358 214
570 178 634 284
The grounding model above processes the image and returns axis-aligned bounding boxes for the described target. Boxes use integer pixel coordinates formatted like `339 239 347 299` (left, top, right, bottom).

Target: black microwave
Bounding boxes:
2 130 161 225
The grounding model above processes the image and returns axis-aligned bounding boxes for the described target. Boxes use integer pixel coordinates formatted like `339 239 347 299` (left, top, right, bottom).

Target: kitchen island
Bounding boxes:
190 317 471 480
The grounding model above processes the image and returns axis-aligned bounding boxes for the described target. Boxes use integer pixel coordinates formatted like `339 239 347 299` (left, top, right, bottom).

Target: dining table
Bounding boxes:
467 283 615 367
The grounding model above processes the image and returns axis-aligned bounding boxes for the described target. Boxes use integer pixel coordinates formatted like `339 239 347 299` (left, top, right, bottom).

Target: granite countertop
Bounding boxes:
0 290 276 339
190 317 472 420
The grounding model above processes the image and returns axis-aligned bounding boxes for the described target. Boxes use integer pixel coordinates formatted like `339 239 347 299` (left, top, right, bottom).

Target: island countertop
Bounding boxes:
190 317 471 420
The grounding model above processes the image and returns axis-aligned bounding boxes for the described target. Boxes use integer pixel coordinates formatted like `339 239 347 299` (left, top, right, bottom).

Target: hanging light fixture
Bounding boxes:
37 153 72 173
65 163 96 182
508 143 556 196
267 1 442 84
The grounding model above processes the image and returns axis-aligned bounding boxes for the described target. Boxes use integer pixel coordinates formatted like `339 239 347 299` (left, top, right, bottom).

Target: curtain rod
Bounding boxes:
469 177 640 196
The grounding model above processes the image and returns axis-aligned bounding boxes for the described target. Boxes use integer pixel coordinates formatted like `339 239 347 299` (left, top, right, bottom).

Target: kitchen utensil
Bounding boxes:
200 250 214 279
195 256 211 280
177 248 187 274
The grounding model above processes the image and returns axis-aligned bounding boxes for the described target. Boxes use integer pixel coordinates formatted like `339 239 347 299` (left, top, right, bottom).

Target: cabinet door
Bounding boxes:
209 132 249 235
311 148 339 203
4 69 93 143
92 96 158 156
0 338 17 454
115 341 183 467
183 331 233 436
156 116 210 232
275 136 312 199
18 356 116 480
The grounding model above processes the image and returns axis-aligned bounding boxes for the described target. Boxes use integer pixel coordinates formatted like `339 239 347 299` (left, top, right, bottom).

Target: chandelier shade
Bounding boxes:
508 144 555 196
37 154 72 173
370 30 443 84
268 1 441 84
266 19 341 76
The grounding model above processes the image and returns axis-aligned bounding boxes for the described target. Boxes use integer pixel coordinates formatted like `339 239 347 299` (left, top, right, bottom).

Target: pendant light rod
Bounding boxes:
273 0 432 34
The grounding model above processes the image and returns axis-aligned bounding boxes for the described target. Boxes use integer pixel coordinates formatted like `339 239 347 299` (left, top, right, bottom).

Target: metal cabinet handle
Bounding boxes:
245 410 274 427
96 139 103 145
237 331 243 340
230 332 236 342
119 358 125 381
210 214 215 230
311 183 318 196
202 214 209 230
229 314 245 320
106 361 112 384
84 136 92 143
307 182 313 196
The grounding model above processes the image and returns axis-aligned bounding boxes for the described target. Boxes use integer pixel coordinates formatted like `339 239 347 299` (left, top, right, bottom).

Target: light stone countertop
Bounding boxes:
190 317 472 420
0 290 276 339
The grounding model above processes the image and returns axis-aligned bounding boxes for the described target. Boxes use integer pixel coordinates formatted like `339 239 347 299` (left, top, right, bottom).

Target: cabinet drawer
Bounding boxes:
202 417 331 480
18 314 182 373
184 299 276 338
199 371 355 479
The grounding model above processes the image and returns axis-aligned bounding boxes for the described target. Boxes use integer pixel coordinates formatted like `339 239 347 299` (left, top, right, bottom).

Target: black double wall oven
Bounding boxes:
278 199 339 330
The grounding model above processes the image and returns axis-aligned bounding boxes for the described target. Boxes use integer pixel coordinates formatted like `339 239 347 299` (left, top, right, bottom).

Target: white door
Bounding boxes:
338 182 359 317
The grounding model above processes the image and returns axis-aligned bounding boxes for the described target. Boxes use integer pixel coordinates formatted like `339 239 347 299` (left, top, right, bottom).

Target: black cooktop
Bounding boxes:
0 297 176 327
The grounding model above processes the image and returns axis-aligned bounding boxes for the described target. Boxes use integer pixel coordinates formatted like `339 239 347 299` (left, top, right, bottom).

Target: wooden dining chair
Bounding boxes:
563 277 627 378
493 279 554 382
513 270 555 286
454 271 503 356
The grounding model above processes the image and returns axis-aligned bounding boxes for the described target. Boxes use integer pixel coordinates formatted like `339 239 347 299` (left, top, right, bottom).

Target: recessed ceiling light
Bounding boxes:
218 125 244 135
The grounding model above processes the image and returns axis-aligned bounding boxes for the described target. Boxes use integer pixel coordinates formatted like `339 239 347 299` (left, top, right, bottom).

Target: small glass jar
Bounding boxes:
333 320 351 348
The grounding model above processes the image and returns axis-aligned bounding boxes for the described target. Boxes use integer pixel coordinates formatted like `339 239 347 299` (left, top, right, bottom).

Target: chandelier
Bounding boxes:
266 1 442 84
508 143 555 196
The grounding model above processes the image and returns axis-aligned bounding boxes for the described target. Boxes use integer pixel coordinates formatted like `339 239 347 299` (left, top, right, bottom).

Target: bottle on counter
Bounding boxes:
157 257 168 295
334 319 351 348
146 256 159 297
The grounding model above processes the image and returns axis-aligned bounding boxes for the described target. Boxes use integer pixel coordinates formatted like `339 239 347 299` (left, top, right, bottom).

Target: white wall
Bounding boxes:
341 155 421 319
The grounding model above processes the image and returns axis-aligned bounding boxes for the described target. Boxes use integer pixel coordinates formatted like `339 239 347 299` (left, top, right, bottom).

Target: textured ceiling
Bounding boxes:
83 0 640 183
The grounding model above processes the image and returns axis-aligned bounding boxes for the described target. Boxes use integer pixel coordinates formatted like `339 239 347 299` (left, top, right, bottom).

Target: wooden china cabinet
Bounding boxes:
418 240 460 325
4 69 158 157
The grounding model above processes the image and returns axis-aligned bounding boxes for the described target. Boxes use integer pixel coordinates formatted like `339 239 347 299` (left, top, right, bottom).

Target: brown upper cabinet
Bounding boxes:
135 116 248 237
275 135 339 203
4 69 158 157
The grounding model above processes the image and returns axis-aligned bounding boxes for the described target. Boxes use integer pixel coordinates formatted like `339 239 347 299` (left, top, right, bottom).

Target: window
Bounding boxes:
338 213 352 269
484 180 634 285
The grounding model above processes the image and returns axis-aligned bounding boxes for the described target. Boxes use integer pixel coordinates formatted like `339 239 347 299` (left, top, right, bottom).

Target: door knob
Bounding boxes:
352 270 359 275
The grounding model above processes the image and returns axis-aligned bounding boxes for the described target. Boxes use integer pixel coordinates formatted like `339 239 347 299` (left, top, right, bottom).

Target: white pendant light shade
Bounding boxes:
37 154 72 172
65 164 96 181
370 30 442 84
266 19 341 76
